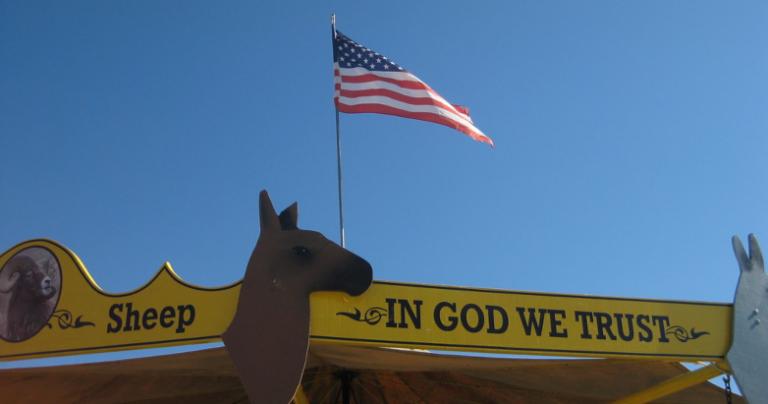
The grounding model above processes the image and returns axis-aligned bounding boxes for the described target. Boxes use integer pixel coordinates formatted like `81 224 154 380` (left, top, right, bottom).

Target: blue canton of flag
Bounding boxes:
333 33 405 72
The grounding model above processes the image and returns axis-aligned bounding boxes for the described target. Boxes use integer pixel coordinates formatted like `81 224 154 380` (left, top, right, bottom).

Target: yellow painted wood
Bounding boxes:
0 239 733 362
292 386 310 404
312 281 731 361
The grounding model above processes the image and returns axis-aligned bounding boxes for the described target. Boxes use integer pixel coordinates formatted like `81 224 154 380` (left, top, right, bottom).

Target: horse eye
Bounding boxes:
292 246 311 258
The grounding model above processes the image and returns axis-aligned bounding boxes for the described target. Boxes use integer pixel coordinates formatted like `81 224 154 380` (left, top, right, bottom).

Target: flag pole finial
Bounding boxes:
331 13 337 38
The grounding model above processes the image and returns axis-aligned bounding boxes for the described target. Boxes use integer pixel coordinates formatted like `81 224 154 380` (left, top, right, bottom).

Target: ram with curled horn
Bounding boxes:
0 255 57 342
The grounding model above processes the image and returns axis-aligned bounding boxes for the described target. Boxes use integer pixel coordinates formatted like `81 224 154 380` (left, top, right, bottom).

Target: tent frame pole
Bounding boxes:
612 362 728 404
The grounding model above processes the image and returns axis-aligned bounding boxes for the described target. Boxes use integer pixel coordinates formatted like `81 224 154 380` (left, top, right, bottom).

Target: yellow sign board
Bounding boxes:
0 240 239 361
313 282 731 361
0 240 732 362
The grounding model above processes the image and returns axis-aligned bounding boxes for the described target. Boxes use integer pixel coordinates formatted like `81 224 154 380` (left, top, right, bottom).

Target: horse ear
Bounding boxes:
279 202 299 230
259 190 281 234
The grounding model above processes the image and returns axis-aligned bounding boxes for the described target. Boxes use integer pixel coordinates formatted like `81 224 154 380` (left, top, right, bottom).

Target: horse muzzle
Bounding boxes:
337 255 373 296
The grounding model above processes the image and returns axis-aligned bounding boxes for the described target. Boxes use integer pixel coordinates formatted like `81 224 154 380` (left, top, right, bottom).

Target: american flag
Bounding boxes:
333 30 493 147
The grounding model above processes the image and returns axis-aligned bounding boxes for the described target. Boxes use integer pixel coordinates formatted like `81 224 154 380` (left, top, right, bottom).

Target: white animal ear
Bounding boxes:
259 190 281 234
749 233 764 271
279 202 298 230
732 234 765 272
733 236 749 272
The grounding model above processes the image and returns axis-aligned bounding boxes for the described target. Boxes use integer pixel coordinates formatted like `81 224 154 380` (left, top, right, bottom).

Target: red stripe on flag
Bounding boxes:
452 105 469 116
341 74 430 91
339 88 457 112
336 103 494 146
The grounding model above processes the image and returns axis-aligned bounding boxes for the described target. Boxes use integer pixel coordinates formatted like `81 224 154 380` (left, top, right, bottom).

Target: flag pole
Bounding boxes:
331 13 346 248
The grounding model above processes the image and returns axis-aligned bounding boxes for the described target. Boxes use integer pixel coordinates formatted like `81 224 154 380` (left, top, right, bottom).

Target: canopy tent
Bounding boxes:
1 232 758 403
0 345 739 403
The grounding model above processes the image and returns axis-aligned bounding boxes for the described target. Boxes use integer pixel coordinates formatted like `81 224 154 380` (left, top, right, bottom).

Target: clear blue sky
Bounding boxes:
1 1 767 371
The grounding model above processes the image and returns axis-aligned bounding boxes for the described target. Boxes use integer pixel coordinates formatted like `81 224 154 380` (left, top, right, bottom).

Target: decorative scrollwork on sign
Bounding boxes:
46 310 95 330
665 325 709 342
336 306 387 325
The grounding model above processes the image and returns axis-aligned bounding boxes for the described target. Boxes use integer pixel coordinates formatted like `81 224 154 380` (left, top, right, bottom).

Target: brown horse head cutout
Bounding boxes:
222 190 373 404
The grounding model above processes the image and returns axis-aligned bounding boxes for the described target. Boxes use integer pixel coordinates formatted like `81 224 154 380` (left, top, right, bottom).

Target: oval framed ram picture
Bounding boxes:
0 247 61 342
